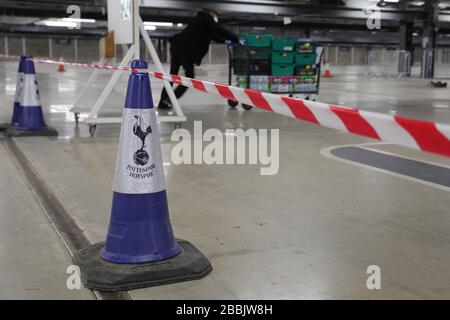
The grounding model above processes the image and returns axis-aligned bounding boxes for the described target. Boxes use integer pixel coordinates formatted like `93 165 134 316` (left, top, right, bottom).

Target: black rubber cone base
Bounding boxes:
73 239 212 292
0 123 12 132
5 126 58 137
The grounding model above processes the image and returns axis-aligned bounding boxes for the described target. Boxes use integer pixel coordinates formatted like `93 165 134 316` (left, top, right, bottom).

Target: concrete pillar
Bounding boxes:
399 23 413 76
421 27 436 78
421 1 438 79
399 23 413 53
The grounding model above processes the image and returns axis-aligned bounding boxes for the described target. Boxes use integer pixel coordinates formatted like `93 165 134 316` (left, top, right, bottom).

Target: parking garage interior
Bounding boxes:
0 0 449 302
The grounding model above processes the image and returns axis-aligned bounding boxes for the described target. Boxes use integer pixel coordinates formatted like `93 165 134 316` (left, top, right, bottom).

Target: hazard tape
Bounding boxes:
0 55 146 73
1 54 450 158
150 71 450 159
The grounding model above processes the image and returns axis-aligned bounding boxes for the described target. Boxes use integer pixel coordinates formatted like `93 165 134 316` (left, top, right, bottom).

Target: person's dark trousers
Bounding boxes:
159 54 194 107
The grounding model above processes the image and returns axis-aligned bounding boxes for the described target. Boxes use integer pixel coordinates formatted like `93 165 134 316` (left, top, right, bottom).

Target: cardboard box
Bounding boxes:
249 83 269 91
271 84 291 93
249 75 270 84
294 83 317 92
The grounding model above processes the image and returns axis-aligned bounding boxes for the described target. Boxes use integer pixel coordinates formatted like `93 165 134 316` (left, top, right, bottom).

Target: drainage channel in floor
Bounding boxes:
0 133 132 300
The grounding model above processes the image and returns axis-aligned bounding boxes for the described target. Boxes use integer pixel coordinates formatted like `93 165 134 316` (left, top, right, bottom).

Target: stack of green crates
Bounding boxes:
240 34 272 47
271 38 296 76
295 39 318 68
239 33 272 77
234 35 319 93
294 39 318 90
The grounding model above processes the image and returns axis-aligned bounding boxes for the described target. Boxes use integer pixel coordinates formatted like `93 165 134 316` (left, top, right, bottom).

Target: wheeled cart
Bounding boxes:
227 37 324 108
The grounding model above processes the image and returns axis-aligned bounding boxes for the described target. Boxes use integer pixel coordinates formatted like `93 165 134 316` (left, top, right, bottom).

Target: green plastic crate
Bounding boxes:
294 65 317 76
232 45 248 59
271 51 295 64
296 40 317 53
295 53 317 66
271 63 295 76
248 47 271 60
233 59 249 75
249 60 271 75
272 38 296 52
239 34 272 47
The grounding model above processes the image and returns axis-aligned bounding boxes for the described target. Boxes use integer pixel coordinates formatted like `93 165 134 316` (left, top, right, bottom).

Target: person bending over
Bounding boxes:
158 8 239 109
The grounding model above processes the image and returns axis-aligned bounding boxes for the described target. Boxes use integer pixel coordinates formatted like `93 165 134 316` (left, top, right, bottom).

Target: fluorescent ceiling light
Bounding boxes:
144 25 157 31
144 21 173 27
384 0 399 2
62 17 96 23
40 20 77 28
177 23 183 27
36 17 95 28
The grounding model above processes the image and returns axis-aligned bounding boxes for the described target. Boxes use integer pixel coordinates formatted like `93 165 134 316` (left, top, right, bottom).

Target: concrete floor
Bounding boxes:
1 61 450 299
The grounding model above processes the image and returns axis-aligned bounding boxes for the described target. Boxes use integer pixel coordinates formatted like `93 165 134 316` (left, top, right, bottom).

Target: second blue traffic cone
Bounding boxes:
11 55 29 125
73 60 211 292
5 57 57 137
0 55 28 131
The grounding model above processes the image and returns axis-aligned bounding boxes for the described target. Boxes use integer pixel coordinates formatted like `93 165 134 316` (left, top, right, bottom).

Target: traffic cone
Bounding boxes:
57 56 65 72
0 55 29 131
73 59 211 292
324 60 333 78
5 58 57 137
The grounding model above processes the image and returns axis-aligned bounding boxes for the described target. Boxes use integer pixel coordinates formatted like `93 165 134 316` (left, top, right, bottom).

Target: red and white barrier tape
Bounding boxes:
151 71 450 158
1 54 450 158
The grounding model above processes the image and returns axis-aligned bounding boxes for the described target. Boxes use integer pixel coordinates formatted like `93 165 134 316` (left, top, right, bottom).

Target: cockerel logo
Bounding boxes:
132 115 152 166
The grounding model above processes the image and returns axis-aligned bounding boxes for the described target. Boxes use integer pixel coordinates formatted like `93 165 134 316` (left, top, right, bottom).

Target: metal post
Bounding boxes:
145 42 149 61
22 37 26 54
48 38 53 59
4 36 8 56
139 16 184 118
208 44 212 65
133 0 140 60
74 38 78 61
350 47 354 65
166 41 171 63
335 47 338 65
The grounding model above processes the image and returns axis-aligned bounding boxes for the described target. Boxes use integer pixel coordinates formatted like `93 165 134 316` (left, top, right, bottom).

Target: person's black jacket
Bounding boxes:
170 11 239 65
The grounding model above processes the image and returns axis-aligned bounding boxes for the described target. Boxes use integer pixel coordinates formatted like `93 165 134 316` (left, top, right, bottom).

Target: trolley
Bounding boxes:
227 37 324 111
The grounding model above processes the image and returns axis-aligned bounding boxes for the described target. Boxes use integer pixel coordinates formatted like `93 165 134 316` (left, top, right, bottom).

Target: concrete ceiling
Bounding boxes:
0 0 449 36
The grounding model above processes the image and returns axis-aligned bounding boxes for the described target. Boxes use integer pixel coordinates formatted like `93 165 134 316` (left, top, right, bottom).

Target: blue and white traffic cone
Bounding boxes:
74 60 211 292
5 58 57 137
101 58 181 263
0 55 28 131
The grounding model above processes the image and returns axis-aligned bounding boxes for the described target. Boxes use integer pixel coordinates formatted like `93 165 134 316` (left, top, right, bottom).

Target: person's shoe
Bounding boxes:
158 100 172 109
